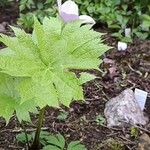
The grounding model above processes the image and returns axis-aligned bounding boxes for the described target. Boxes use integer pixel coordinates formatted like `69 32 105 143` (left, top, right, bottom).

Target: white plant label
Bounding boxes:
141 25 149 31
117 41 127 51
125 28 131 37
134 88 148 111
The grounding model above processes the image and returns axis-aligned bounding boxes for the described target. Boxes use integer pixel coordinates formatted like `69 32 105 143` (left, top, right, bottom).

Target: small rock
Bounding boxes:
104 89 148 127
137 134 150 150
108 66 117 78
117 41 127 51
103 58 118 78
103 58 115 64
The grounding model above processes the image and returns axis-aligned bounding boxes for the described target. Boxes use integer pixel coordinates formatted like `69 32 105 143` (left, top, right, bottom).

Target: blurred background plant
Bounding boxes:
17 0 57 31
0 0 13 7
76 0 150 41
0 0 150 40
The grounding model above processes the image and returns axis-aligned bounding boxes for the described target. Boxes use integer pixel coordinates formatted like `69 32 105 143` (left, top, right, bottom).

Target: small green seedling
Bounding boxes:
107 139 124 150
57 111 69 121
95 115 105 125
16 131 87 150
130 126 139 139
43 135 87 150
16 132 32 143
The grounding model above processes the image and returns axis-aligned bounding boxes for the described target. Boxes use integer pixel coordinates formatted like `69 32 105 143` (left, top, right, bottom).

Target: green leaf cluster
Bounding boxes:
0 73 37 123
16 131 87 150
0 0 13 7
42 132 87 150
0 17 109 123
18 0 57 30
76 0 150 41
18 0 150 40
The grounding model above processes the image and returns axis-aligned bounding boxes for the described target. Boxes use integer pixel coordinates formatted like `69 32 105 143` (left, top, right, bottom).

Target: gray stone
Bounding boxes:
137 134 150 150
104 89 148 127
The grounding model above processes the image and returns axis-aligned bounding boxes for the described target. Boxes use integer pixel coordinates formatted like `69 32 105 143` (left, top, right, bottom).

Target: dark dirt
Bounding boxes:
0 3 150 150
0 1 18 49
0 3 18 24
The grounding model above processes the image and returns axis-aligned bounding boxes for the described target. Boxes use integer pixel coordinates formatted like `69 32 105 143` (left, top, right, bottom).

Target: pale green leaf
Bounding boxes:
15 99 38 122
0 95 17 123
0 34 37 59
62 56 101 70
0 17 109 111
0 55 44 77
16 132 32 143
45 134 65 149
32 17 47 64
10 26 39 58
0 73 20 98
31 70 59 108
41 17 62 65
79 73 96 84
43 17 62 40
67 141 87 150
0 47 15 56
43 145 61 150
17 78 34 103
53 71 84 107
0 73 37 123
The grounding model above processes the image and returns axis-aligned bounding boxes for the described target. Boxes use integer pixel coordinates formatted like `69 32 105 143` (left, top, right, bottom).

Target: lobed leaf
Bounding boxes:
79 72 96 84
0 17 110 122
0 73 37 122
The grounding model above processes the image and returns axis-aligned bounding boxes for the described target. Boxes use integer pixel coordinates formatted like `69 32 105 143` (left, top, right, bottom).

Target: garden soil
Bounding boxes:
0 3 150 150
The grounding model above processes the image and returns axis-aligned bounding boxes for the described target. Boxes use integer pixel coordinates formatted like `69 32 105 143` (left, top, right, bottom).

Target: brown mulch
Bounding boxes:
0 3 150 150
0 36 149 150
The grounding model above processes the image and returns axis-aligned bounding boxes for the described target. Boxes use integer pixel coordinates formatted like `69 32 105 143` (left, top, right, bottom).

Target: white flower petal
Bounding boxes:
79 15 96 25
60 12 79 22
60 0 79 16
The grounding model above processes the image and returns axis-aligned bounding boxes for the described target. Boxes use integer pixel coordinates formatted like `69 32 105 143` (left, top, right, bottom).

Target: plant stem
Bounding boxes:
29 107 45 150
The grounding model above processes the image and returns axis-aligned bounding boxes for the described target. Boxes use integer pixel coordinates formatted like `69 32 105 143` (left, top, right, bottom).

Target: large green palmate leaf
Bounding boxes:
0 73 37 123
0 17 110 112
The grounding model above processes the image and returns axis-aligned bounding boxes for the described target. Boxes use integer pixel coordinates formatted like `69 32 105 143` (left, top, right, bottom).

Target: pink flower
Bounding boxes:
57 0 95 24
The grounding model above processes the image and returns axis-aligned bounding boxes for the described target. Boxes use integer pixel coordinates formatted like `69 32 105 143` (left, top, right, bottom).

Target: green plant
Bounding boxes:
57 111 69 121
42 133 87 150
130 126 139 138
76 0 150 41
16 132 33 143
0 16 109 149
107 139 124 150
17 0 150 40
16 131 87 150
0 0 13 7
18 0 57 30
95 114 105 125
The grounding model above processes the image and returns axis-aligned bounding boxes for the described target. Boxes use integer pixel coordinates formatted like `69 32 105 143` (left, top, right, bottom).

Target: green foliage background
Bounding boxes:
16 0 150 40
1 0 149 39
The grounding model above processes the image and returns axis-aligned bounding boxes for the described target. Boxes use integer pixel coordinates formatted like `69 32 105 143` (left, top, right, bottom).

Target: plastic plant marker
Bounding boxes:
134 88 148 111
125 28 131 37
117 41 127 51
